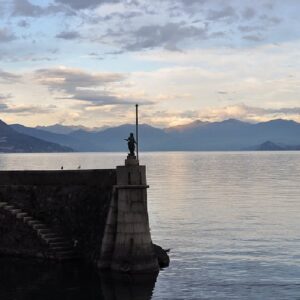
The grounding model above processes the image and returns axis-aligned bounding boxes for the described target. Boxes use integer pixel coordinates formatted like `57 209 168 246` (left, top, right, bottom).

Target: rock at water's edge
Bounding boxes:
153 244 170 268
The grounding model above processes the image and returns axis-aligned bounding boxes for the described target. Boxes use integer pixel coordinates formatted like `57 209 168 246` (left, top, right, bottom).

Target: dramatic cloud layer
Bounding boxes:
0 0 300 127
32 67 146 107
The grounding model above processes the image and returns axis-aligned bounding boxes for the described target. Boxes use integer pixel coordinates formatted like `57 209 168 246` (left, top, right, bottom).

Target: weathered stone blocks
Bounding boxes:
99 165 159 273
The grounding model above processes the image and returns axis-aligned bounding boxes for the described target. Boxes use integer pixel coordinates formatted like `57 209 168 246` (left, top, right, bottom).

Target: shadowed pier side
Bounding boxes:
0 160 168 273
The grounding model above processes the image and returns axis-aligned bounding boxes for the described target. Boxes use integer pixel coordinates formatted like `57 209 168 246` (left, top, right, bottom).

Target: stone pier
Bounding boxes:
0 157 165 273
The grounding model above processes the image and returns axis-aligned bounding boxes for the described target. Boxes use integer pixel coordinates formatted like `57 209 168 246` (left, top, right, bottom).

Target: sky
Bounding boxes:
1 0 300 128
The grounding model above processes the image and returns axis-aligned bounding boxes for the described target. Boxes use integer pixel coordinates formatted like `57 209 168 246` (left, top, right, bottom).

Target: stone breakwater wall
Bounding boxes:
0 170 115 263
0 166 164 273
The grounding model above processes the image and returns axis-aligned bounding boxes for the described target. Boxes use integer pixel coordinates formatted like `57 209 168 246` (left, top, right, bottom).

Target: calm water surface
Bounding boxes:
0 152 300 299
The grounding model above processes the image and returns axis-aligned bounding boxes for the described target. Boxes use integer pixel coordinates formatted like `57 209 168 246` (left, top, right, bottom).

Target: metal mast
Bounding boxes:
135 104 139 160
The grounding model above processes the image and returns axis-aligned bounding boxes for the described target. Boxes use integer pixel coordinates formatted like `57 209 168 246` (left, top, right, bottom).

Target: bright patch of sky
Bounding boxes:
1 0 300 127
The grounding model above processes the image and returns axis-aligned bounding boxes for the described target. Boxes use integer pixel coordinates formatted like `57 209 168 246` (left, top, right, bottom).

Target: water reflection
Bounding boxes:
100 272 158 300
0 258 157 300
2 152 300 298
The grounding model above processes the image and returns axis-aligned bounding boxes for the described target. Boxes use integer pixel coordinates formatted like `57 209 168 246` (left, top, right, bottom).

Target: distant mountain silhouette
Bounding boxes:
253 140 300 151
0 120 72 153
11 124 82 150
35 124 108 135
12 123 170 151
69 124 171 151
9 118 300 152
256 141 285 151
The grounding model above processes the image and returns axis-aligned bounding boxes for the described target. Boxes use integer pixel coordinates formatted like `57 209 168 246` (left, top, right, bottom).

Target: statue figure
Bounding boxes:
124 133 136 156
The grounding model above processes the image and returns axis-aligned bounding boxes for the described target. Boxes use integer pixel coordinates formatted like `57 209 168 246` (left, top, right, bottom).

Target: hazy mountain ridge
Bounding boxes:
8 118 300 152
165 120 210 133
252 140 300 151
35 124 108 135
11 124 83 151
0 120 73 153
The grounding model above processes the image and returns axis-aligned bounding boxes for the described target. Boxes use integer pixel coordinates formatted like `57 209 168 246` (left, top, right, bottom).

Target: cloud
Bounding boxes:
242 34 264 42
17 19 30 27
33 66 143 106
0 93 54 115
1 105 56 115
65 90 142 105
12 0 43 17
12 0 74 17
0 103 8 110
242 7 256 20
56 31 81 40
260 106 300 115
33 67 154 106
88 52 105 59
54 0 120 10
238 25 262 33
177 0 207 5
0 93 12 100
2 0 300 127
260 14 282 25
100 10 143 22
35 67 126 93
0 69 21 83
166 0 205 15
142 103 300 127
0 28 16 42
207 5 237 21
198 103 300 122
118 22 208 51
92 1 287 51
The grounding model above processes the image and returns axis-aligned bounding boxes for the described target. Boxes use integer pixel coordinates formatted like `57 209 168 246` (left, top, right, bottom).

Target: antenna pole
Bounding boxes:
135 104 139 161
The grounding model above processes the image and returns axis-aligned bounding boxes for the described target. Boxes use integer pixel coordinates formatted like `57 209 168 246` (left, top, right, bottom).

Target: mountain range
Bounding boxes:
0 120 72 153
35 124 108 135
3 118 300 152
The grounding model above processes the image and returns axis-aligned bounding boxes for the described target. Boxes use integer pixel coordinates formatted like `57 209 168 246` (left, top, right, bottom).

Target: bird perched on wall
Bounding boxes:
61 166 63 170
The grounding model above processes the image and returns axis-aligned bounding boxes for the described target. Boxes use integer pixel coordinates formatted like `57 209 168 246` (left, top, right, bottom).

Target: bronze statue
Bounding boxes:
124 133 136 156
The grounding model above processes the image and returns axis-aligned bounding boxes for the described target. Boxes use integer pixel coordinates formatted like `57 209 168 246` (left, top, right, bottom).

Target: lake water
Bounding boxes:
0 152 300 299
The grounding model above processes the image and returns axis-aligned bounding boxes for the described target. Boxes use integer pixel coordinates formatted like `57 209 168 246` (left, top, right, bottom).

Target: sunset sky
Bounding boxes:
1 0 300 128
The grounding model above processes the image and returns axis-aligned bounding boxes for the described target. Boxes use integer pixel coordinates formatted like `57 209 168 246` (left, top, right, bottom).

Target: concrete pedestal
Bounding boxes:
125 155 139 166
99 160 159 273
